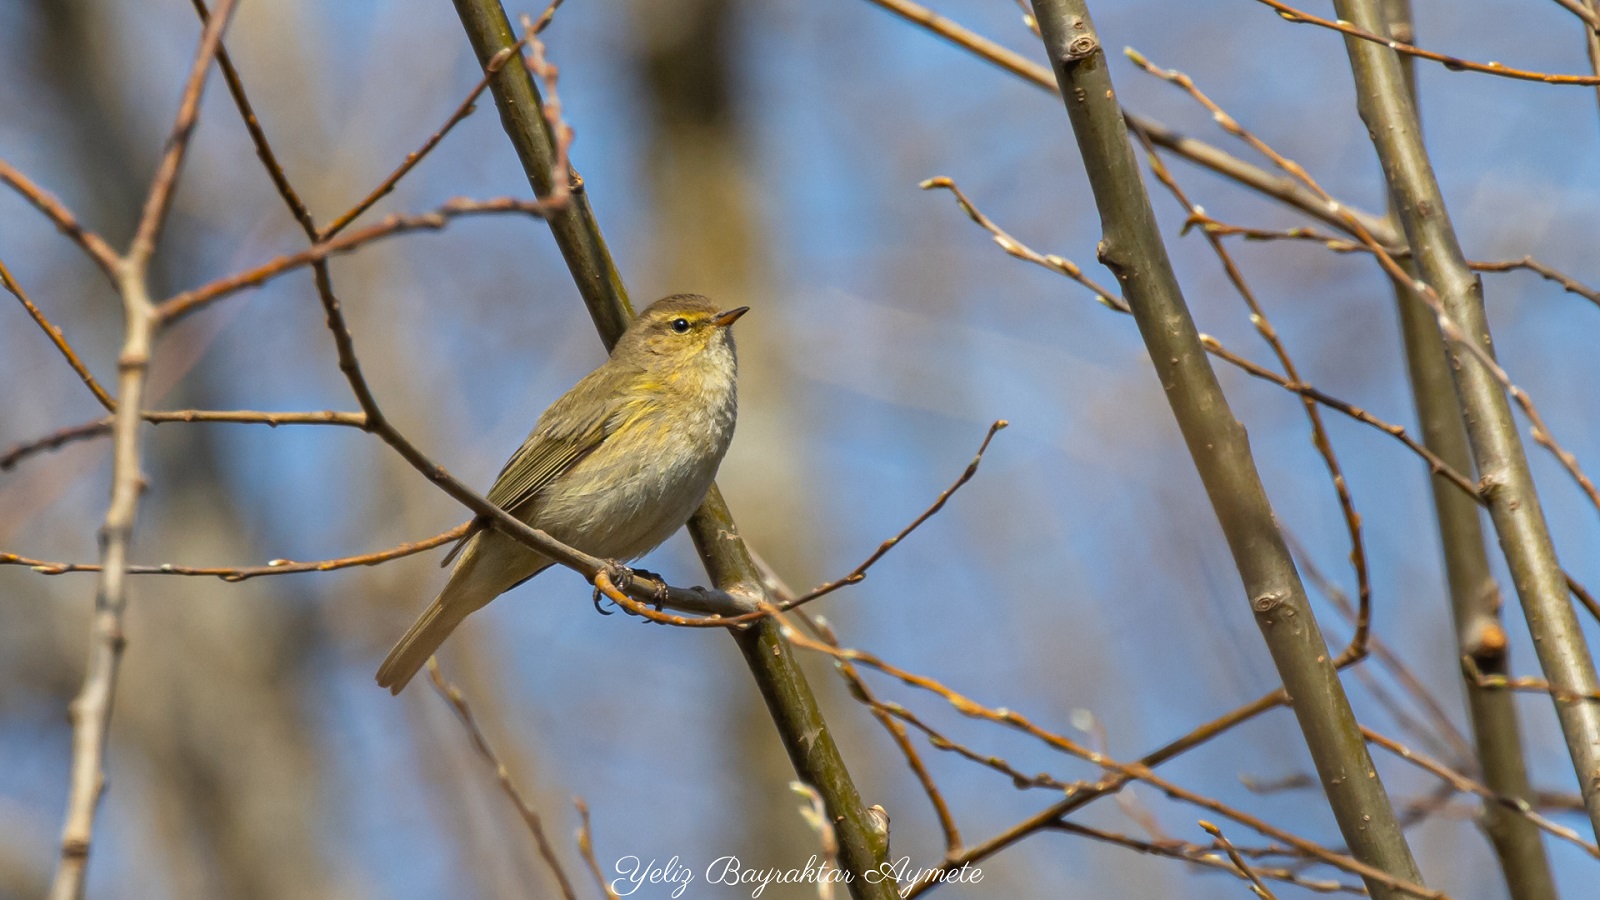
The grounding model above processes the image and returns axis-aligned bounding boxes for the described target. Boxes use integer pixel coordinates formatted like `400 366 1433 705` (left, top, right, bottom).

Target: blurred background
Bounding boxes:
2 0 1599 897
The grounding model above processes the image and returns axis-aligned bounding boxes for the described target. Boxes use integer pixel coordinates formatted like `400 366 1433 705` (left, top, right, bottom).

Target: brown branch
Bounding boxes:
1028 5 1424 895
921 175 1484 506
575 800 621 900
319 42 527 239
1193 219 1600 313
1132 122 1374 666
0 158 121 281
1256 0 1600 84
860 0 1400 243
1362 726 1599 859
922 178 1127 310
777 420 1007 612
50 3 239 897
157 197 556 324
1200 821 1281 900
1320 0 1600 841
1 256 115 409
1 409 367 472
1552 0 1600 31
780 625 1441 898
1 420 115 472
1051 821 1360 895
425 660 579 900
802 613 963 855
3 523 469 582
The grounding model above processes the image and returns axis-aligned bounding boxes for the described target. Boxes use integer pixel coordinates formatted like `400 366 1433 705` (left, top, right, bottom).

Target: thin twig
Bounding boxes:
1201 820 1281 899
157 197 557 323
0 409 367 471
778 623 1440 898
3 523 470 582
1362 726 1600 858
1132 122 1374 666
575 800 621 900
319 41 528 239
0 159 121 281
1051 821 1359 895
425 660 579 900
0 256 115 409
1255 0 1600 84
1127 46 1600 525
778 420 1007 611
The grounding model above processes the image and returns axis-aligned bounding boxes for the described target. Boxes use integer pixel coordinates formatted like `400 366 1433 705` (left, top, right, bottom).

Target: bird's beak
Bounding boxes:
712 306 750 328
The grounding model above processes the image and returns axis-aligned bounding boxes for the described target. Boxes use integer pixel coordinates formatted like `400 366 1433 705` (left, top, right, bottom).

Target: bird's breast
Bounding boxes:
533 364 736 561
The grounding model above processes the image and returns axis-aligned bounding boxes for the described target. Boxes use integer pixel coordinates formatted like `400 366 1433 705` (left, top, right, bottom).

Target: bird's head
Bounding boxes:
612 294 748 371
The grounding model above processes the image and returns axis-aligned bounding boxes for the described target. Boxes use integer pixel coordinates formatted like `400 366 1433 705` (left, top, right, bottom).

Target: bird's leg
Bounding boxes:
626 567 672 610
600 561 673 614
602 559 635 592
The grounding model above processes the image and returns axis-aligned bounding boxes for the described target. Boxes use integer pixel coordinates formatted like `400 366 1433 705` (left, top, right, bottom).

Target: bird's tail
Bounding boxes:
377 530 553 694
375 594 469 695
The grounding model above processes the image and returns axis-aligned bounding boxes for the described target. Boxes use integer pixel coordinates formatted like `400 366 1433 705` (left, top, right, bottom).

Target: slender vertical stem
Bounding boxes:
50 4 240 896
1379 2 1557 896
1333 0 1600 842
446 3 895 894
1025 3 1424 897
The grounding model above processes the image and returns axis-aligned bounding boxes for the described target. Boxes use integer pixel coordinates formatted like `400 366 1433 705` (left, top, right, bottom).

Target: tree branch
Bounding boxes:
446 3 896 893
1331 0 1600 844
1024 3 1425 897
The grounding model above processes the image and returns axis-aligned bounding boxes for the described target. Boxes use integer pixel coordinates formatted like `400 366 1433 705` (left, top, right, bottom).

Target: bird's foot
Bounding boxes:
602 559 634 591
626 567 672 610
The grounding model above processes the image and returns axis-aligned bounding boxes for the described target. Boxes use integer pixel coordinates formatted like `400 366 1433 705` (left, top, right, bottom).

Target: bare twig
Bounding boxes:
319 42 527 239
1 256 115 409
1362 726 1600 858
50 3 239 897
157 197 556 323
1316 0 1600 840
779 625 1440 898
0 409 366 471
575 800 622 900
425 660 579 900
1132 123 1374 666
779 420 1007 611
0 159 121 281
1027 5 1423 895
1051 821 1359 895
4 523 470 582
1255 0 1600 84
1200 820 1281 899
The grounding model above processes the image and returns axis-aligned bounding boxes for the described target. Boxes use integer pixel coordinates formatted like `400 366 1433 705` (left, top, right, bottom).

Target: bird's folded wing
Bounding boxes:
440 365 641 567
487 368 628 511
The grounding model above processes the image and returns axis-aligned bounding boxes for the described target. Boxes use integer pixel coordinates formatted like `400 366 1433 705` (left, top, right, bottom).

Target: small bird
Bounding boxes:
376 294 747 694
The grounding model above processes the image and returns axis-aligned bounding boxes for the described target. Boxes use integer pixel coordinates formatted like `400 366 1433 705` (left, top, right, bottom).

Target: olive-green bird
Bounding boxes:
376 294 747 693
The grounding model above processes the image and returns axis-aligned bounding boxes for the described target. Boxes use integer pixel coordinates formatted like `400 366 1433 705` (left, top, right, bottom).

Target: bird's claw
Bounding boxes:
602 559 634 592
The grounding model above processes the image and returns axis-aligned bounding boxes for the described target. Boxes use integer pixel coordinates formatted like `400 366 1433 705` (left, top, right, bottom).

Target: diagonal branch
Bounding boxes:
0 255 115 410
1257 0 1600 85
1024 2 1424 897
0 159 121 281
446 3 897 895
1330 0 1600 843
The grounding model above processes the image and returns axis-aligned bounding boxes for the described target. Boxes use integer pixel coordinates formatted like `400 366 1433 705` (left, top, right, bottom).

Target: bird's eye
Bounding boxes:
671 318 691 333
